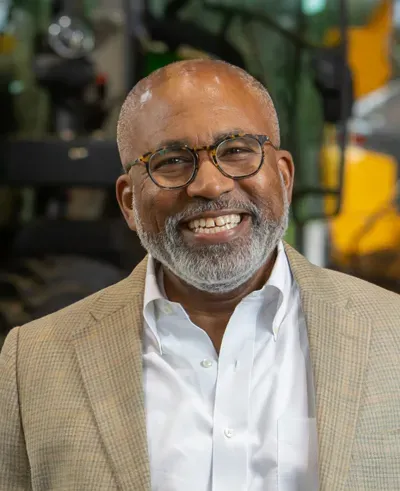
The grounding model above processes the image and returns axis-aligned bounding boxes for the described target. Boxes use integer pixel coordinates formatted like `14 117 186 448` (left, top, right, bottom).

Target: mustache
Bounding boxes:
165 197 263 227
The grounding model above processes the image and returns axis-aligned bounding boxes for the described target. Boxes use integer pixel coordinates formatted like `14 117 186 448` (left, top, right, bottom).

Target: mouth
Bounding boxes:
187 212 242 233
180 211 251 245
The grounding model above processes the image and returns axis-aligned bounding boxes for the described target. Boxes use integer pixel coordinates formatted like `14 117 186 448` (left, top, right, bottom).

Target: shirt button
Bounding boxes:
224 428 234 438
200 359 213 368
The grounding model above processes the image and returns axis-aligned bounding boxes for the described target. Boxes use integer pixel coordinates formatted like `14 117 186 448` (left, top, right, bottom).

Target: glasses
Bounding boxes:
126 133 276 189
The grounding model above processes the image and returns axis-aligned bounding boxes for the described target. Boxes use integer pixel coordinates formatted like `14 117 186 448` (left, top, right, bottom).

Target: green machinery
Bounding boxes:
0 0 394 345
1 0 374 230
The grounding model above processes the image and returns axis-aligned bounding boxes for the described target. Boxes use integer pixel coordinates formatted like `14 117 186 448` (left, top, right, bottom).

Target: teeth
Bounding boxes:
188 213 242 230
206 218 215 228
193 222 239 234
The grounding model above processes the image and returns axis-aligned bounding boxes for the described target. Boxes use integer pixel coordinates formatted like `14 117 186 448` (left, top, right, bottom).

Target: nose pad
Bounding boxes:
186 153 235 199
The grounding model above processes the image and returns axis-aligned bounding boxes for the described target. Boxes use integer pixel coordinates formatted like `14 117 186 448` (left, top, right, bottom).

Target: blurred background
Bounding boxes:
1 0 399 346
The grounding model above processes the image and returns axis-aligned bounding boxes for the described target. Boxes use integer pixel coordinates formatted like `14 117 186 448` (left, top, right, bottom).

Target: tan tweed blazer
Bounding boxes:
1 244 400 490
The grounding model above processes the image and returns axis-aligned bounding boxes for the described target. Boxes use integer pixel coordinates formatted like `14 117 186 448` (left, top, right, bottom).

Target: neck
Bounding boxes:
162 247 278 317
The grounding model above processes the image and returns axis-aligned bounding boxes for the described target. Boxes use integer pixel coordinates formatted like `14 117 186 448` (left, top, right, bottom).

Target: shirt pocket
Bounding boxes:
277 417 319 491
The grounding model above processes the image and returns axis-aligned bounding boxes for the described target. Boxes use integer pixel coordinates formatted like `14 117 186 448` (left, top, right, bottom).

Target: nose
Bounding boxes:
186 152 235 199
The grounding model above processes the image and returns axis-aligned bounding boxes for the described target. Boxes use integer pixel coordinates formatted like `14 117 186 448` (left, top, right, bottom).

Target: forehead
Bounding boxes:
132 72 272 155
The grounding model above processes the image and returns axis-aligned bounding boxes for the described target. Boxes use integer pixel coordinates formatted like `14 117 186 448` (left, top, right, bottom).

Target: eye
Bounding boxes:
155 157 186 168
150 152 194 175
218 145 255 160
225 146 252 154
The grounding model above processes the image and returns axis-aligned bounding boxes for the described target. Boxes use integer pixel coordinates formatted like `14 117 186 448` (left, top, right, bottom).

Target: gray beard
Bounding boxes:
132 179 289 293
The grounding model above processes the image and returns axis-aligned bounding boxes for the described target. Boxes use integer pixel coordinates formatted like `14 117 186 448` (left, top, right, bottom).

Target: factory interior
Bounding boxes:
1 0 400 347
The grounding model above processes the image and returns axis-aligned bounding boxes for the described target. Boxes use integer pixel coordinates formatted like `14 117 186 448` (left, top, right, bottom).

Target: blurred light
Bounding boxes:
70 30 84 48
49 23 61 36
0 0 11 31
303 0 326 15
9 80 24 94
59 16 71 28
394 0 400 28
48 15 95 58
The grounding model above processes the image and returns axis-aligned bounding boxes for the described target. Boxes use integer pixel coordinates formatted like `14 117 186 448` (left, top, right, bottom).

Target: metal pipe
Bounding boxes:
122 0 147 92
292 0 351 224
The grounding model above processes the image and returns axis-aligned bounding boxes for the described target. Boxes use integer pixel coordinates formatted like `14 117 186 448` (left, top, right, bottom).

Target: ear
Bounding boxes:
276 150 295 204
116 174 137 231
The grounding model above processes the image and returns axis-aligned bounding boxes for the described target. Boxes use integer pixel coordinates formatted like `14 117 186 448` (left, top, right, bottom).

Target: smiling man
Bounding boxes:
1 60 400 491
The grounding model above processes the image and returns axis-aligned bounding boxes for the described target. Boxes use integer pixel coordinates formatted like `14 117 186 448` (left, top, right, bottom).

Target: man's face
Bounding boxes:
117 70 294 293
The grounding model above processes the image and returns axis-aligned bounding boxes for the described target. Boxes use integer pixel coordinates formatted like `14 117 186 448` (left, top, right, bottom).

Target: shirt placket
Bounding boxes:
211 301 257 491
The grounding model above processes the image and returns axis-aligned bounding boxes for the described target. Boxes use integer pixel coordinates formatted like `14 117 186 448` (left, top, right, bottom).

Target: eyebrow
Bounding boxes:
155 128 246 149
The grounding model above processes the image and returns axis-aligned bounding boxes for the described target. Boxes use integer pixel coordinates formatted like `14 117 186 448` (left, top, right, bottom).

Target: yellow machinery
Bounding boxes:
323 0 400 290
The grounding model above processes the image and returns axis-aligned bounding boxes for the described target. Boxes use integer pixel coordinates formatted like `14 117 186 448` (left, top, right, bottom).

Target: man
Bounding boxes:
1 60 399 491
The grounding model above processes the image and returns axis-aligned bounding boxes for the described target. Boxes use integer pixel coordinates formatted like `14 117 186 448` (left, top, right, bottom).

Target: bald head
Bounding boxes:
117 59 281 167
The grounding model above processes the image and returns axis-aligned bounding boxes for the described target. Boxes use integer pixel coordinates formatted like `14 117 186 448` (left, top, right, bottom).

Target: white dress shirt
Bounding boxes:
142 242 319 491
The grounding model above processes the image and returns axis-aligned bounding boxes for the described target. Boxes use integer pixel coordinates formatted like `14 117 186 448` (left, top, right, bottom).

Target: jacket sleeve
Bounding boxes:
0 327 32 490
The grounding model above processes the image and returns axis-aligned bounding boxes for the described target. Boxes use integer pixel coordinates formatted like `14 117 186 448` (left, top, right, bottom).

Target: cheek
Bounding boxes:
241 167 285 216
133 180 183 233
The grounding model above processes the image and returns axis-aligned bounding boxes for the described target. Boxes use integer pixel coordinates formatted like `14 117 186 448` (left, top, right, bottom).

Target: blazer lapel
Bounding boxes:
285 244 371 490
302 293 371 490
72 264 151 491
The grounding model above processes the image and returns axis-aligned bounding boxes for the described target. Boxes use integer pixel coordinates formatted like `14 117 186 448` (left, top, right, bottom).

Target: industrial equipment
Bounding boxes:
1 0 399 347
0 0 145 347
322 0 400 292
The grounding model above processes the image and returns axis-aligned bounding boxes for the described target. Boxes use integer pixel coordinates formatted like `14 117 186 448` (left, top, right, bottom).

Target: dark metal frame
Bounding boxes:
0 140 122 187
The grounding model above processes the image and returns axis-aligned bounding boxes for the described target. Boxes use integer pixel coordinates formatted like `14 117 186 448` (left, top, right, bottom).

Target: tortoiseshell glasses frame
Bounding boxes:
125 133 277 190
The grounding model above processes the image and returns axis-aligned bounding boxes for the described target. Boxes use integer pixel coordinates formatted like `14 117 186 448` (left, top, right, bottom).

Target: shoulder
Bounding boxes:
307 267 400 347
285 243 400 319
320 267 400 313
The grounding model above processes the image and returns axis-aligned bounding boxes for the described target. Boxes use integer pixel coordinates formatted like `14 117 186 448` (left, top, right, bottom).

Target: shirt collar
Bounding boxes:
143 241 293 343
143 255 170 354
264 241 293 340
143 253 165 307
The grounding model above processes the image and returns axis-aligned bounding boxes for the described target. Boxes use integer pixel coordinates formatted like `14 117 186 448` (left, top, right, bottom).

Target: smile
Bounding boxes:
187 214 242 234
181 212 250 245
